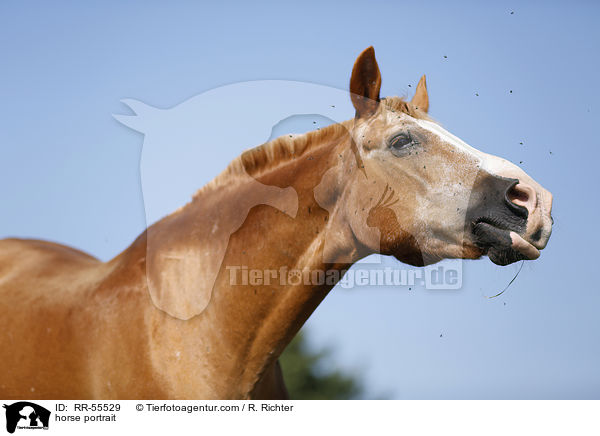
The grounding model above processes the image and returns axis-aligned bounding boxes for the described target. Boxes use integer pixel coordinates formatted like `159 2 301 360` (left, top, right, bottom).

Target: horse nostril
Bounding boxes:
507 182 537 214
508 185 529 203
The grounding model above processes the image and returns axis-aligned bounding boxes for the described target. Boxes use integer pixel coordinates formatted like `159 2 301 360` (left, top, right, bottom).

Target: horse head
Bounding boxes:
342 47 553 266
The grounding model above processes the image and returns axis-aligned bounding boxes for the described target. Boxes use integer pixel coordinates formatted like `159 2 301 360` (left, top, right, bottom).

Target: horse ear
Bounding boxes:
411 74 429 113
350 46 381 118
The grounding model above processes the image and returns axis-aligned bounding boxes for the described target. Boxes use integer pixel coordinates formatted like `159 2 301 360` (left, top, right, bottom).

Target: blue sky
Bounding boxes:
1 1 599 399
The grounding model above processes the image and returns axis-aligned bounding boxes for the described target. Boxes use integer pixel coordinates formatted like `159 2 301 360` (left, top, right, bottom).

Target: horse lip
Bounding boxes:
471 221 511 251
471 221 521 265
471 220 540 264
509 231 540 260
473 216 513 232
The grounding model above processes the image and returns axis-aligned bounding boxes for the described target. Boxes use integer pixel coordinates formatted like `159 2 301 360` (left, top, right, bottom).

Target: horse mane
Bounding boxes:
193 96 428 198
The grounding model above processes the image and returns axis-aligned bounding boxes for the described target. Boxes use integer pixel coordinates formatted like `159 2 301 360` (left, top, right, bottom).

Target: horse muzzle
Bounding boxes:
467 171 553 266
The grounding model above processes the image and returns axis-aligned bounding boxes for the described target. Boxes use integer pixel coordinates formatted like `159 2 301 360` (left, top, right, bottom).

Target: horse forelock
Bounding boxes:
380 96 430 121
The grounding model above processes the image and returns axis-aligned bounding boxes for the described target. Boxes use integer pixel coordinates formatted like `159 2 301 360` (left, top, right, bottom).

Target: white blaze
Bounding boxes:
414 119 517 175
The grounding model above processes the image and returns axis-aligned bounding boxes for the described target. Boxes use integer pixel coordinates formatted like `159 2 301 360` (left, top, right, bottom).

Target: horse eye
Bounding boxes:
389 133 412 151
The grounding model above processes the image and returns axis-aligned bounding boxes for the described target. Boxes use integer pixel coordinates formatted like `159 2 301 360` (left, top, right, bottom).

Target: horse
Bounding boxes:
0 47 553 399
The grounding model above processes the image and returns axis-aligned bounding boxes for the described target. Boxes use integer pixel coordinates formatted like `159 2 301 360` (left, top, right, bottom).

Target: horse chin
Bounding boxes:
472 222 540 266
487 246 528 266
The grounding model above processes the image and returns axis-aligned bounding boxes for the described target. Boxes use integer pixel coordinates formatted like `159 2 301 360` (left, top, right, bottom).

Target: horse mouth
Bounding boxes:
471 218 540 266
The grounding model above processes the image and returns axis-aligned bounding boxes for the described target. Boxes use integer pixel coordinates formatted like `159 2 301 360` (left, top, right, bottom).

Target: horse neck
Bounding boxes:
119 128 365 397
226 138 365 395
